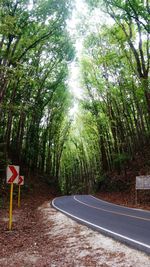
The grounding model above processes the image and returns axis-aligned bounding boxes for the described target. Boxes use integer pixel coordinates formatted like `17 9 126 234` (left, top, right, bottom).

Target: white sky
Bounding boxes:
29 0 113 115
68 61 83 99
67 0 113 115
28 0 33 10
67 0 88 101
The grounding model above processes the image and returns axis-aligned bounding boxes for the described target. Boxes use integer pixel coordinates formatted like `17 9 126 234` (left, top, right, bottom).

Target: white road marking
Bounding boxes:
74 196 150 221
52 196 150 251
90 195 150 213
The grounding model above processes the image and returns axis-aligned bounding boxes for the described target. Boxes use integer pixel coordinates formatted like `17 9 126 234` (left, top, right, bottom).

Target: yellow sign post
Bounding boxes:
17 176 24 208
18 185 21 208
7 165 19 230
9 183 13 231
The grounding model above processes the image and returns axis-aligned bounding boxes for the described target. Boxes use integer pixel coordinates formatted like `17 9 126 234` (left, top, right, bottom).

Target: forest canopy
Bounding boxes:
0 0 149 195
0 0 74 182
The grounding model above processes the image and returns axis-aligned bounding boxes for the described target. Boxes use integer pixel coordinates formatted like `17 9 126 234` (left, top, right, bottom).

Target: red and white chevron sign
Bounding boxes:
7 165 19 184
18 176 24 185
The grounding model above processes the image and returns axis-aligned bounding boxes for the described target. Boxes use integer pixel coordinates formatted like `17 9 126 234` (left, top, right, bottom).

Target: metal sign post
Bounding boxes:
6 165 19 230
9 183 13 231
135 175 150 204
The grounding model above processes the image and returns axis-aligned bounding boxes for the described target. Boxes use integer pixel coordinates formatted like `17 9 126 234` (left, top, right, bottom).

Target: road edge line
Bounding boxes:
90 195 150 213
51 196 150 255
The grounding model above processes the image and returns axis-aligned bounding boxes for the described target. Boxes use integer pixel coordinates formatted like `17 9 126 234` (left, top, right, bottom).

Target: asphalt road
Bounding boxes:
52 195 150 254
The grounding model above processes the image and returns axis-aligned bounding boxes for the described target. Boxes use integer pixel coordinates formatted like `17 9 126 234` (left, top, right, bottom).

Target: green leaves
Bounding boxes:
72 0 150 182
0 0 74 185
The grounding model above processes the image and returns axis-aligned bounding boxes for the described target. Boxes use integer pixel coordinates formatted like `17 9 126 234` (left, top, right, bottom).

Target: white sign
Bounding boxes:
136 176 150 189
7 165 19 184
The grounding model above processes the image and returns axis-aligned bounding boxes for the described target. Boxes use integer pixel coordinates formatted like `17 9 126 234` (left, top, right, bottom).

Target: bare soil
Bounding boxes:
0 181 150 267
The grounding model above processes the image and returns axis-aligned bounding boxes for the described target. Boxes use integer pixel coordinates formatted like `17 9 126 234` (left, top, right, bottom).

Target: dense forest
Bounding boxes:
0 0 149 196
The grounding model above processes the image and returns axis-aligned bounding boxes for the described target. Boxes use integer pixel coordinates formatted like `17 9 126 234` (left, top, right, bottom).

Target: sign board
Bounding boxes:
136 176 150 190
18 176 24 185
7 165 19 184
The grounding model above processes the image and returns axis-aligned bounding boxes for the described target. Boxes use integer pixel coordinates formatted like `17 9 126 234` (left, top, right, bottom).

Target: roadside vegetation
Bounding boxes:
0 0 150 201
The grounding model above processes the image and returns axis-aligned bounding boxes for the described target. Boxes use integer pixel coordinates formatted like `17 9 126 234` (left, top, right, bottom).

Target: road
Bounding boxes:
52 195 150 254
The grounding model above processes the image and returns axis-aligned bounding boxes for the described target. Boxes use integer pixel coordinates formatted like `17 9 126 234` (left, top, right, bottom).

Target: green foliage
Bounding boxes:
0 0 149 196
68 0 150 193
0 0 74 188
112 153 131 172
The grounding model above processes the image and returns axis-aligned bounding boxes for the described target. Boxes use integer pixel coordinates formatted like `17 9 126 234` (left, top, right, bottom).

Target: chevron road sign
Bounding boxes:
7 165 19 184
18 175 24 185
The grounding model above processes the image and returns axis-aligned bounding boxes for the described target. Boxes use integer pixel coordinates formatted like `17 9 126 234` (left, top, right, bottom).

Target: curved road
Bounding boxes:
52 195 150 254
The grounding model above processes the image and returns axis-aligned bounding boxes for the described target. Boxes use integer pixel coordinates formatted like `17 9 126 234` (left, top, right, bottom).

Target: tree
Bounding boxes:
0 0 74 188
85 0 150 116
